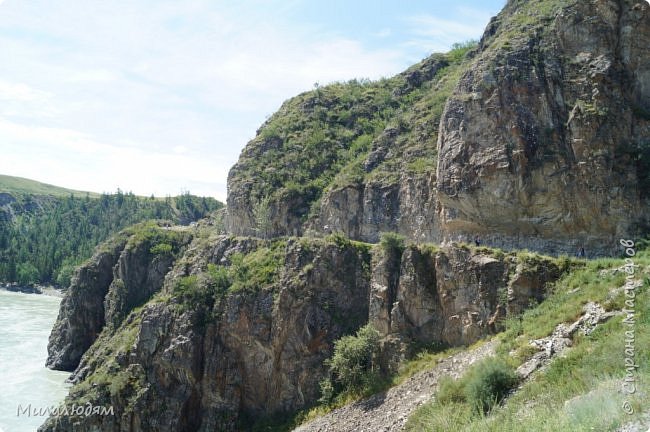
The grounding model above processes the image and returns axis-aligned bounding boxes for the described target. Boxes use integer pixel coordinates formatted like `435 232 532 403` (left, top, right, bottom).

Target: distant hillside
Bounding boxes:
0 174 101 198
0 176 223 286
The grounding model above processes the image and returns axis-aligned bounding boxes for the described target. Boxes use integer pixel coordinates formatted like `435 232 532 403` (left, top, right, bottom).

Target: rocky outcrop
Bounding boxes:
41 235 372 431
46 223 192 372
103 237 183 329
436 0 650 255
314 173 439 243
226 53 449 243
370 245 562 371
45 236 127 371
42 232 566 431
516 301 618 379
0 192 56 224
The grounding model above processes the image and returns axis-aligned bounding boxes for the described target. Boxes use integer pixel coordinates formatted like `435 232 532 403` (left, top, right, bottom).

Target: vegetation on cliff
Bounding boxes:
227 40 476 234
228 0 650 254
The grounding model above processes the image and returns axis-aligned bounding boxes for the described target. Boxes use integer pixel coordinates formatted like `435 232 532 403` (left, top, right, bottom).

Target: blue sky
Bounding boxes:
0 0 505 201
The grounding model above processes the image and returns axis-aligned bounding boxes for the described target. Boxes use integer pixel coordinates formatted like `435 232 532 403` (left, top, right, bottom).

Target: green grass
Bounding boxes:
231 39 477 227
406 157 435 174
405 251 650 431
482 0 577 52
0 174 100 197
229 240 286 292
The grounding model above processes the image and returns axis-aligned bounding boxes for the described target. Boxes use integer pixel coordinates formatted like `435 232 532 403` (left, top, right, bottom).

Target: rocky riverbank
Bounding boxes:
1 283 64 296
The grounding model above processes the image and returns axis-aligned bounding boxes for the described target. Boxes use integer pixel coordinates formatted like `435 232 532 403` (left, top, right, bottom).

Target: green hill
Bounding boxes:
0 174 101 198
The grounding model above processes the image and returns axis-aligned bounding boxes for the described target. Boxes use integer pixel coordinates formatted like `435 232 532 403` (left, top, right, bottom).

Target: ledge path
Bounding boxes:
293 340 497 432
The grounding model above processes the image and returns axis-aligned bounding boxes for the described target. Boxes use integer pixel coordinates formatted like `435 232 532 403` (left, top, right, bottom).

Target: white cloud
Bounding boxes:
0 79 59 119
373 28 392 38
0 1 499 199
0 117 229 200
66 69 119 83
0 79 51 102
404 9 493 53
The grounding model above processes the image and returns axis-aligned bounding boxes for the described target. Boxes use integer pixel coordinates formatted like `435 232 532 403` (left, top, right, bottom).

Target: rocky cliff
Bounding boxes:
227 0 650 255
436 0 650 255
42 231 373 431
46 222 193 371
226 52 457 243
42 225 564 431
369 242 563 372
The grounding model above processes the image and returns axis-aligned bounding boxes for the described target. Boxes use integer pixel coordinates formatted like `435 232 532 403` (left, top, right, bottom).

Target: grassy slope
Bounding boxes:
0 174 101 198
406 250 650 431
229 42 476 222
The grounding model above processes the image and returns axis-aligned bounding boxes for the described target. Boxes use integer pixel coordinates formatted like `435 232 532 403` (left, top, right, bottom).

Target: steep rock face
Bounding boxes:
436 0 650 255
41 235 371 431
314 173 439 243
45 236 127 371
0 193 56 223
371 245 562 370
390 246 444 344
226 0 650 254
103 239 181 329
368 244 402 335
46 224 192 372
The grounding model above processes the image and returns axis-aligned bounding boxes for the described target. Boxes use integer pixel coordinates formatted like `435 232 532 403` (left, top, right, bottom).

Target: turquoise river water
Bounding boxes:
0 289 70 432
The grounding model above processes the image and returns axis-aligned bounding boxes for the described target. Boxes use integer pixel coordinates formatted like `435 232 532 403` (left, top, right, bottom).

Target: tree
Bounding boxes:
55 263 76 288
16 262 39 286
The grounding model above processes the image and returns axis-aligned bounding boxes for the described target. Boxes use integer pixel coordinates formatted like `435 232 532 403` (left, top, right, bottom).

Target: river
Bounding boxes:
0 289 70 432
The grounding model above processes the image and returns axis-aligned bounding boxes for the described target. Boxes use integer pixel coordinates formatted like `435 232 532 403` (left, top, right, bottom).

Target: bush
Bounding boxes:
437 376 466 404
326 232 352 249
435 358 518 414
464 358 518 414
636 238 650 251
556 254 573 273
324 324 380 395
447 40 478 63
379 232 405 254
228 242 285 292
55 263 76 288
16 262 39 285
150 242 173 255
318 378 335 405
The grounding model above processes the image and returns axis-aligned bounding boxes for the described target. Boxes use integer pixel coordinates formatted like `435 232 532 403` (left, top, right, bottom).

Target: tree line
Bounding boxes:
0 190 222 287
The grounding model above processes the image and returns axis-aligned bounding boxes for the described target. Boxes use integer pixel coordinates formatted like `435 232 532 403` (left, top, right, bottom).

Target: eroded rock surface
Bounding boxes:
436 0 650 255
